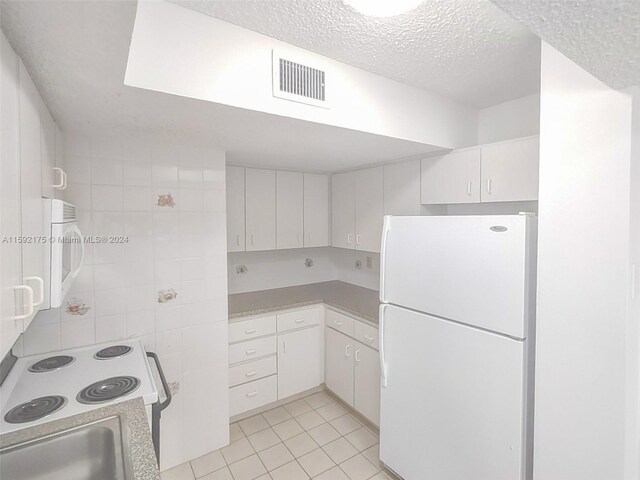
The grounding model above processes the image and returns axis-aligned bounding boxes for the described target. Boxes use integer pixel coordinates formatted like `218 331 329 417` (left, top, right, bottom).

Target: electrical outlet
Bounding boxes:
305 258 314 268
355 259 362 270
236 265 248 274
366 256 372 269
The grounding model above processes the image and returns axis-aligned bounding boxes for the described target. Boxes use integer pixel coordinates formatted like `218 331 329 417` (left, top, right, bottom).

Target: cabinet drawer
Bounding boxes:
229 375 278 417
229 315 277 343
354 321 379 351
277 306 321 332
325 309 354 337
229 336 277 365
229 356 277 387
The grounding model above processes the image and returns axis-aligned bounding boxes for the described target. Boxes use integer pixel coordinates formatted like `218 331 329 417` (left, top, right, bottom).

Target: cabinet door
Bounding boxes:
276 171 304 249
226 166 245 252
354 343 381 426
245 168 276 251
39 101 56 198
355 166 384 252
384 160 421 216
481 136 539 202
18 60 45 328
421 148 481 204
325 327 354 406
331 171 356 249
1 33 24 358
54 125 65 200
278 326 322 399
303 173 329 247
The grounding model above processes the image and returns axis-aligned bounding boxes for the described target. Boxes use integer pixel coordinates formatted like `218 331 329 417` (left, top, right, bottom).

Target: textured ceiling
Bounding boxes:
0 0 441 171
491 0 640 89
171 0 541 108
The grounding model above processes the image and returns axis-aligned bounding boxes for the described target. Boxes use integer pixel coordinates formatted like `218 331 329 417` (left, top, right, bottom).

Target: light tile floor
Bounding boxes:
161 390 395 480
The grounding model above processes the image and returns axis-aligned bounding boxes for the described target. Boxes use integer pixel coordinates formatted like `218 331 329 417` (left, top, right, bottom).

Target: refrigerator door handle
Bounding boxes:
379 216 391 303
379 304 388 387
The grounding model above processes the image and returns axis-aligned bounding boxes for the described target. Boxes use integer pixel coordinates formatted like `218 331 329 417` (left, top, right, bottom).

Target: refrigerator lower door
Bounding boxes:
379 305 528 480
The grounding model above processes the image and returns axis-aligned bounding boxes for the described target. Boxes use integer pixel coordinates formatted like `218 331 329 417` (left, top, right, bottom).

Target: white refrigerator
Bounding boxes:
379 214 536 480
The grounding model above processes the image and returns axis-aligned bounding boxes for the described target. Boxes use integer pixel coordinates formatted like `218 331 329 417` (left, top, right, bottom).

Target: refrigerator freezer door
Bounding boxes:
379 305 526 480
380 214 535 339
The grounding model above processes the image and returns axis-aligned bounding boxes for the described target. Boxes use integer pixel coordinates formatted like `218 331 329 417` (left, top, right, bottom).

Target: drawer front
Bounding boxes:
229 356 277 387
229 336 277 365
229 375 278 417
325 308 354 337
229 315 277 343
277 306 321 332
354 321 379 351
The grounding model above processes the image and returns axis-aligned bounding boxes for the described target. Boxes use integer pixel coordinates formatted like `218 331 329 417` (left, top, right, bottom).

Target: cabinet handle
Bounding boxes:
24 276 44 307
244 329 257 334
245 371 257 377
356 234 361 246
246 391 258 398
52 168 67 190
355 349 361 363
251 234 255 246
294 318 305 324
308 233 311 243
282 341 287 353
334 320 343 326
467 181 472 196
245 349 257 356
12 285 34 320
364 334 375 342
347 234 353 245
298 233 302 244
236 235 240 246
345 344 351 357
487 179 493 194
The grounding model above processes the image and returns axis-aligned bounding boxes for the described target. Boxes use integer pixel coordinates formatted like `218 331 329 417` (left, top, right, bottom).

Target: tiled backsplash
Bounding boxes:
16 132 229 471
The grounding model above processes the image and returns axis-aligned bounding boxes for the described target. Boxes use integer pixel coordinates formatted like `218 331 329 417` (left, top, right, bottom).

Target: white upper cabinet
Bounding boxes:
39 100 56 198
226 165 245 252
384 160 421 216
245 168 276 251
1 33 24 358
480 136 539 202
276 171 304 249
355 166 384 252
421 136 540 205
18 60 46 328
303 173 329 247
331 170 357 249
421 148 482 204
332 167 383 253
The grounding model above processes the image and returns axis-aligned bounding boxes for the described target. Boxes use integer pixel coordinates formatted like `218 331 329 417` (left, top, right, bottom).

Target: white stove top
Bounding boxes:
0 339 158 434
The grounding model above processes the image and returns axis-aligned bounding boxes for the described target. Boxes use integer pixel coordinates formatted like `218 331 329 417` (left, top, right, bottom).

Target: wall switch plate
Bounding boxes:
355 259 362 270
236 265 248 274
366 256 372 269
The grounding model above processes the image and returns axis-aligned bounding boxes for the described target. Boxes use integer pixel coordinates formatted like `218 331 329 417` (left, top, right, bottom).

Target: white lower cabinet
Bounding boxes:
354 342 381 426
325 327 355 405
229 375 278 417
278 326 321 399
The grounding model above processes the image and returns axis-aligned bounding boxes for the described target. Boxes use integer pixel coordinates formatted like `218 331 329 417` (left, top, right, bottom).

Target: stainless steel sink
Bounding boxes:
0 415 133 480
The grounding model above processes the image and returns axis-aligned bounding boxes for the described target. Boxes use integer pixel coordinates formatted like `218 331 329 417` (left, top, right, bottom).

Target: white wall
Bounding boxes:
17 132 229 471
333 249 380 291
534 43 632 480
477 93 540 144
125 1 478 150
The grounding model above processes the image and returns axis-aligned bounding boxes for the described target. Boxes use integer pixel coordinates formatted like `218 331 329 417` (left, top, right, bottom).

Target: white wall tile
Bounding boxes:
65 183 92 208
92 158 123 185
123 162 152 186
152 165 179 186
151 142 179 165
155 305 181 332
180 258 205 281
126 284 156 312
95 313 127 343
178 189 204 211
124 258 154 287
91 185 123 211
179 166 203 187
124 212 153 236
126 309 155 337
65 156 92 184
93 212 125 237
93 288 126 316
60 317 95 349
124 186 154 211
61 291 94 321
93 263 126 290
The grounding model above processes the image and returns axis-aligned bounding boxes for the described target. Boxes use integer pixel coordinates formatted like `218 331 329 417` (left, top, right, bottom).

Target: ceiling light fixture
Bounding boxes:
343 0 423 17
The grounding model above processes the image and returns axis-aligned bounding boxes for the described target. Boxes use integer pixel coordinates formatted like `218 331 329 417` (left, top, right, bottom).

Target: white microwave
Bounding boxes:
44 199 84 309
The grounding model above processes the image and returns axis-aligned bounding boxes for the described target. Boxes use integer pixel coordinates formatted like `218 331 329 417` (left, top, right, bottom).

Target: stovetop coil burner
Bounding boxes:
4 395 67 424
28 355 75 373
94 345 133 360
77 376 140 404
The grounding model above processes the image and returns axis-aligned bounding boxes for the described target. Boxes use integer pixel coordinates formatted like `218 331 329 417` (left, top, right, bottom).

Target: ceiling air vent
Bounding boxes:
272 50 329 108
